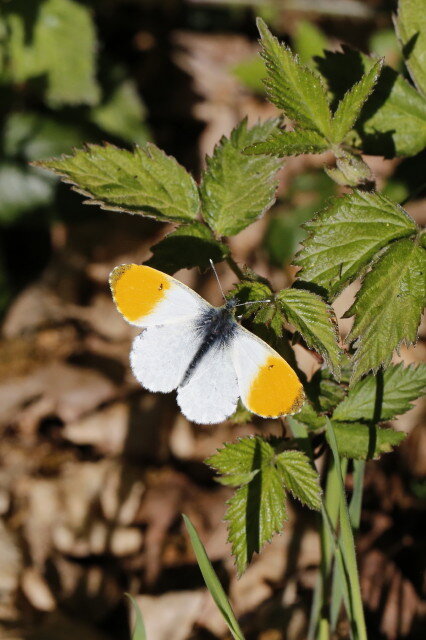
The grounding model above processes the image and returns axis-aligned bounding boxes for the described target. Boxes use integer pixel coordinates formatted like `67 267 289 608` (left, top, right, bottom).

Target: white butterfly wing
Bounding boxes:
176 345 239 424
110 264 211 327
130 320 204 393
231 326 304 418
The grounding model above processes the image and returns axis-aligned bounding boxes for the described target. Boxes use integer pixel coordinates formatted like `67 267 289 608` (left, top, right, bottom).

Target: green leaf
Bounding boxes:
295 190 418 298
331 59 383 143
145 222 228 274
35 143 200 223
264 205 313 267
3 0 100 106
245 129 329 157
226 466 286 576
207 436 321 574
307 366 347 413
91 76 150 146
293 20 328 65
395 0 426 97
0 163 55 225
126 594 147 640
257 18 332 138
347 239 426 381
332 363 426 422
292 402 327 431
4 112 87 161
206 436 275 477
275 450 322 510
316 49 426 157
232 55 266 94
182 515 244 640
328 421 406 460
200 119 281 236
277 288 341 377
208 436 286 575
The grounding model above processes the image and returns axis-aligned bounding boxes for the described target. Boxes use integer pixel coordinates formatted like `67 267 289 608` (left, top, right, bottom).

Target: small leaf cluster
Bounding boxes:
292 362 426 460
296 190 426 381
36 119 282 272
206 436 321 575
246 10 426 178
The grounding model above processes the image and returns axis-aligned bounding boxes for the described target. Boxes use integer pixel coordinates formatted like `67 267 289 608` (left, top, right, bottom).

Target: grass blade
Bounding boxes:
182 514 245 640
326 419 367 640
126 593 147 640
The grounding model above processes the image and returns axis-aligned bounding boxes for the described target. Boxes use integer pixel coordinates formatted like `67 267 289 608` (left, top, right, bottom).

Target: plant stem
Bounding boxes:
226 255 245 280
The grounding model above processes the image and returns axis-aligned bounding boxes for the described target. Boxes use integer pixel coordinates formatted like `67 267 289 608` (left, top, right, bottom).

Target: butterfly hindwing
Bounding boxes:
177 344 239 424
110 264 210 327
232 326 305 419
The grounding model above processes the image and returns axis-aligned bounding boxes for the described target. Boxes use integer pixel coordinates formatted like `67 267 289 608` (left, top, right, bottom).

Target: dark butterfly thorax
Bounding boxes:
180 300 238 386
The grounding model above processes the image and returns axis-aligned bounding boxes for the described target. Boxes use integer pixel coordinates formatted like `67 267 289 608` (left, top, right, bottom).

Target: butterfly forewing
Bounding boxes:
110 264 211 327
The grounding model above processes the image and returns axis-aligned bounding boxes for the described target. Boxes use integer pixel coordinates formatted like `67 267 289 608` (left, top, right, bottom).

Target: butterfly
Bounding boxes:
109 263 305 424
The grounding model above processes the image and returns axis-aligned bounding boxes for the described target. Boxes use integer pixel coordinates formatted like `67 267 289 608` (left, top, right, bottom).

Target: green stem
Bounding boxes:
311 455 347 639
226 255 244 280
327 419 368 640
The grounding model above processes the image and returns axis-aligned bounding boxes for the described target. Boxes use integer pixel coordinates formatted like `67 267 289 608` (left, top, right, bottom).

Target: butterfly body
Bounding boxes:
110 264 304 424
182 302 238 386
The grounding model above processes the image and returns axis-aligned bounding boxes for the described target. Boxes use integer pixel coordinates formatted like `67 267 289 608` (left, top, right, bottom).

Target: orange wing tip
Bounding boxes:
246 355 305 419
109 263 170 323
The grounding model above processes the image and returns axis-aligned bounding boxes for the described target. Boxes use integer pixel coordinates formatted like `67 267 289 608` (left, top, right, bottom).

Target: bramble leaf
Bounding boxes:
275 450 322 510
35 143 200 223
257 18 332 138
328 421 406 460
200 119 281 236
207 437 285 576
316 49 426 157
295 190 417 298
207 436 321 575
226 468 286 576
145 222 228 274
347 239 426 382
332 363 426 422
2 0 100 107
395 0 426 97
206 436 275 477
331 59 383 143
277 288 341 377
245 129 329 157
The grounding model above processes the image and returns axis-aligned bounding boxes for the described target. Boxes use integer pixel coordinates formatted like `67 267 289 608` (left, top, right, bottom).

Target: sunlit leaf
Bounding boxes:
328 421 406 460
200 119 281 236
36 143 200 222
2 0 100 106
257 18 332 138
275 449 322 509
346 239 426 381
277 288 341 377
295 190 417 297
395 0 426 97
245 129 329 157
332 363 426 422
316 48 426 156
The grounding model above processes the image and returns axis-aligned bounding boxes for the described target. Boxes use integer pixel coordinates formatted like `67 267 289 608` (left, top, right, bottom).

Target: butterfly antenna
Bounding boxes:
209 259 226 301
